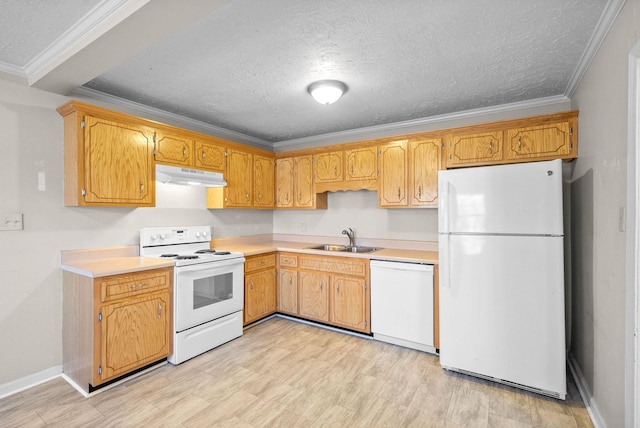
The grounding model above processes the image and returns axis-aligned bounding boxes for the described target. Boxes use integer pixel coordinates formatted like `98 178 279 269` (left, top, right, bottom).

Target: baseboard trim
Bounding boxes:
0 365 62 400
567 355 605 428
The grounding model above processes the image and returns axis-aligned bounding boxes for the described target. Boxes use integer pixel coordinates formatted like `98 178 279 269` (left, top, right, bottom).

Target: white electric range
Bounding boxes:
140 226 245 364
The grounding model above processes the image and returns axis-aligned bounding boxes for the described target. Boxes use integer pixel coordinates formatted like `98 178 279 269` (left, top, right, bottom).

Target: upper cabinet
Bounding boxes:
253 155 275 208
57 102 155 207
276 155 327 209
224 149 253 208
445 111 578 168
154 130 193 167
314 151 344 184
345 146 378 186
194 139 227 172
378 136 443 208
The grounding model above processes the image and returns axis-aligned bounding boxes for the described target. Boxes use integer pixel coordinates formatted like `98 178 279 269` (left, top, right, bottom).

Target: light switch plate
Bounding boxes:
0 213 23 231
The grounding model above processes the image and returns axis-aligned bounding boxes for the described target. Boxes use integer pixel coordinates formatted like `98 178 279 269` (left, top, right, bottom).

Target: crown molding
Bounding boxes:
273 95 571 151
72 86 273 149
24 0 148 84
565 0 627 97
0 61 28 84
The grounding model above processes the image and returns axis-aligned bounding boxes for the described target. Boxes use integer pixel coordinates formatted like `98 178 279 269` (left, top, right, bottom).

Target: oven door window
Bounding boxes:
193 272 233 309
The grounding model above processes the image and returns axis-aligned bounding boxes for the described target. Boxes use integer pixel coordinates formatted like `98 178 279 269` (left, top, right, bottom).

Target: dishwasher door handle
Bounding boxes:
370 261 433 273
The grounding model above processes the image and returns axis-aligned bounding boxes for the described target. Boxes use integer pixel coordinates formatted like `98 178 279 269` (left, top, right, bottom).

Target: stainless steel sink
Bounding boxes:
306 244 348 251
305 244 381 253
341 246 381 253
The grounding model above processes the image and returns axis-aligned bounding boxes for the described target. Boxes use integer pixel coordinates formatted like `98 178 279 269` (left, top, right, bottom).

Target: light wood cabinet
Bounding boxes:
330 275 368 332
445 111 578 168
194 139 226 172
298 270 330 322
447 130 503 167
58 102 156 207
378 141 408 207
253 155 275 208
504 120 574 161
314 151 344 184
409 137 442 207
277 253 299 315
244 253 277 325
154 130 193 167
63 267 172 393
275 156 327 209
345 146 378 184
378 137 443 208
277 252 370 333
225 149 253 208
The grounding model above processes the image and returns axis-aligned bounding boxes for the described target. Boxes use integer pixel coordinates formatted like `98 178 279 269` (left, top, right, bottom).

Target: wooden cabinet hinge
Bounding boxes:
98 365 102 375
97 312 102 322
569 127 573 136
81 188 86 198
81 120 85 129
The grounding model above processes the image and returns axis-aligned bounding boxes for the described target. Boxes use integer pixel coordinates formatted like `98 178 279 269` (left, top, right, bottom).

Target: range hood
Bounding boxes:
156 164 227 187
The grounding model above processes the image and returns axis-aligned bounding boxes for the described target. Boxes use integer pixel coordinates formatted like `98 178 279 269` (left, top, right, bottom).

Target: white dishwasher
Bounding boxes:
370 260 435 353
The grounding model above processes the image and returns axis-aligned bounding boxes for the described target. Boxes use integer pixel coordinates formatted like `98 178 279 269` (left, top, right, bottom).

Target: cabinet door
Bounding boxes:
83 115 155 206
276 157 294 208
330 275 369 333
294 155 314 208
194 140 226 172
225 149 253 207
345 146 378 182
410 138 442 207
98 291 171 383
253 155 275 208
278 268 298 315
314 151 343 183
154 131 193 167
505 121 573 161
378 141 408 207
447 131 502 167
244 270 276 325
298 271 330 322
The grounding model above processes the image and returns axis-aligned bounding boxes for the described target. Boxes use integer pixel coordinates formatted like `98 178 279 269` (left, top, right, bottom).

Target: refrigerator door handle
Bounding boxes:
441 234 451 288
440 181 451 233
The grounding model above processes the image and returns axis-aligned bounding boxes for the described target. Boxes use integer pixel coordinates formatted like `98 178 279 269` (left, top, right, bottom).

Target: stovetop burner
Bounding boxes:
176 255 200 260
195 249 231 255
160 254 179 258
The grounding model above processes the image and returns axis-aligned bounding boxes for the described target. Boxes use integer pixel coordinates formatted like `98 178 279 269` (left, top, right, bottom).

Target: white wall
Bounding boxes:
569 1 639 426
273 190 439 241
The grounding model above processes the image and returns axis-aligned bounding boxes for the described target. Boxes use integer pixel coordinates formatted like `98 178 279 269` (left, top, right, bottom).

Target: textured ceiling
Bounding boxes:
0 0 613 144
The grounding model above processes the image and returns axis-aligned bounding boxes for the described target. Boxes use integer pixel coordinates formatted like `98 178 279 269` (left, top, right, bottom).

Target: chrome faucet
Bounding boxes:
342 228 355 247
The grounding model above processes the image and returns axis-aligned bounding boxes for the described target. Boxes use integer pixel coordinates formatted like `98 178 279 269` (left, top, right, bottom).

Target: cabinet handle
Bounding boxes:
183 147 187 158
320 281 323 291
157 302 162 318
337 284 340 293
257 191 262 201
140 182 144 195
128 284 144 290
489 140 493 154
245 192 250 201
201 150 206 161
418 186 422 198
250 281 254 290
334 166 337 177
350 165 354 176
518 137 522 151
397 188 401 199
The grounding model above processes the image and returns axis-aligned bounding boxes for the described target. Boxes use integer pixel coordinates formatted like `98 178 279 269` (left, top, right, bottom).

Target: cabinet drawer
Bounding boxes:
279 253 298 268
299 255 367 277
245 253 276 272
98 268 171 303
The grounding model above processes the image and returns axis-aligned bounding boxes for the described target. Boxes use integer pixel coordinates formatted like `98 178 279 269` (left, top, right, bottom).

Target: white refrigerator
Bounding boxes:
438 159 566 399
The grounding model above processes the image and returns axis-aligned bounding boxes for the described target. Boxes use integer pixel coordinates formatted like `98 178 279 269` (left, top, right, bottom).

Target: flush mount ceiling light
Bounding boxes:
307 80 347 105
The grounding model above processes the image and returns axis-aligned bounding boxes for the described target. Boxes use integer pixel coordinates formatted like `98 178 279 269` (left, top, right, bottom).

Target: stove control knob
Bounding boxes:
202 231 209 238
151 233 159 240
195 232 202 238
159 233 166 240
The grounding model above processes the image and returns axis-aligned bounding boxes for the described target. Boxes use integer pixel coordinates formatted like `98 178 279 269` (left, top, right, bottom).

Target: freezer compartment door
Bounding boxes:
438 159 563 235
439 234 566 397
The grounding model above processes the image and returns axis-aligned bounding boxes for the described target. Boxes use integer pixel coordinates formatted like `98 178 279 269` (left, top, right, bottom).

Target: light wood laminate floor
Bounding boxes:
0 317 593 427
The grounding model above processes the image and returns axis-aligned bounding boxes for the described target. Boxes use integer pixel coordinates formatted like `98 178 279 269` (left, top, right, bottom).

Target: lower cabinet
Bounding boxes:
62 267 172 393
244 253 277 325
277 252 371 333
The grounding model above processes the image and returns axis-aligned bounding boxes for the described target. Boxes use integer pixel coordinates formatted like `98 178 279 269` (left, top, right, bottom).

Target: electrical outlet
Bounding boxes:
0 213 23 231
